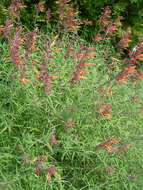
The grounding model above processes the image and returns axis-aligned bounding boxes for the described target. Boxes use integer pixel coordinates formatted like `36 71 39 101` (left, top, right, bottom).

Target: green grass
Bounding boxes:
0 34 143 190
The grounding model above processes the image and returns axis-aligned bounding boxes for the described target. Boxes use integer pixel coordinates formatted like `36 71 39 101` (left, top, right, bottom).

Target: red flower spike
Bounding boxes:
46 166 61 181
10 27 23 66
107 168 116 174
116 71 128 83
96 137 121 151
86 21 93 25
25 29 37 58
105 144 113 152
118 144 130 155
110 140 120 143
109 137 121 142
124 65 137 74
47 166 56 175
36 1 45 12
95 104 112 120
46 166 56 180
49 130 57 145
35 163 43 175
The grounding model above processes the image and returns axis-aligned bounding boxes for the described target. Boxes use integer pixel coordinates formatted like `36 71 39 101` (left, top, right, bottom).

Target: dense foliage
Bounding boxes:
0 0 143 39
1 0 143 189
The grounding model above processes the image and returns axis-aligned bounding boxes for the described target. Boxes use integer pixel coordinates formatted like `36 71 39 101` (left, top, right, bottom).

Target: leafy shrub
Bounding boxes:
0 0 143 45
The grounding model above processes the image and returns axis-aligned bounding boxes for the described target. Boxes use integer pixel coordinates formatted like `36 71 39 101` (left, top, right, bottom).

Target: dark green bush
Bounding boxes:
73 0 143 38
0 0 143 42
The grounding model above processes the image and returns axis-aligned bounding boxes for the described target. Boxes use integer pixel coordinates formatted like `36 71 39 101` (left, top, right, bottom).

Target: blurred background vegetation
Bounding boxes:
0 0 143 42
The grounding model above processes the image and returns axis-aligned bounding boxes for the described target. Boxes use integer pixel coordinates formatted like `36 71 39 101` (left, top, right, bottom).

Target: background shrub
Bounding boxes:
0 0 143 42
